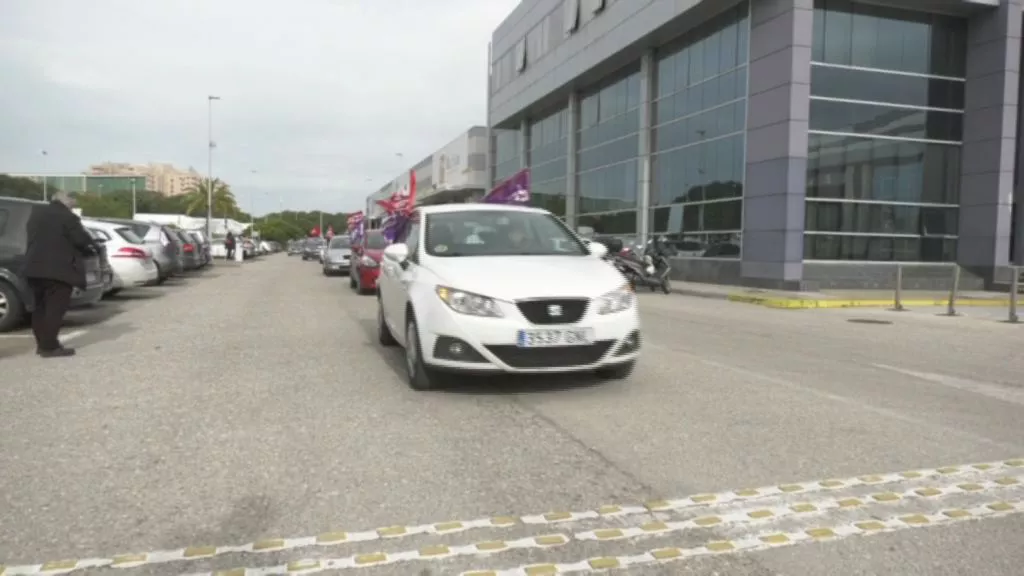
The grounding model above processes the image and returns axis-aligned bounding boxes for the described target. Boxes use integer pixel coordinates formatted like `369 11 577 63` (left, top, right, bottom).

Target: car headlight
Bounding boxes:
436 286 504 318
596 284 634 315
360 256 378 267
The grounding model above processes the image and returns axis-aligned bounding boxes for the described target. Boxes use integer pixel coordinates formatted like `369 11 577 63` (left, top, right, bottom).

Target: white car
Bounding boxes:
82 219 159 294
376 204 640 390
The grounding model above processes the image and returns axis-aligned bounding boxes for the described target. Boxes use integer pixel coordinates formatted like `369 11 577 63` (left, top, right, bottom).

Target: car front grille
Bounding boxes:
516 298 588 325
485 341 614 368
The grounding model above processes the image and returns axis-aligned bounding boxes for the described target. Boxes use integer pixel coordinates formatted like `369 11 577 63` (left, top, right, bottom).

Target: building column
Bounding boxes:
566 91 580 226
962 0 1021 278
519 118 530 170
740 0 812 290
637 49 655 242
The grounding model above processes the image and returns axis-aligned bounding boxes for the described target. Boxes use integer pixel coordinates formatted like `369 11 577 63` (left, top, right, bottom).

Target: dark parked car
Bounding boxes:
0 197 105 332
172 229 201 271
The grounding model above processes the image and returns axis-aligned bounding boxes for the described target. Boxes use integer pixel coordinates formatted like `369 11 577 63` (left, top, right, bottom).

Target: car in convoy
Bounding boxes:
302 237 324 261
375 204 640 390
349 230 386 294
287 240 302 256
0 197 105 332
322 235 352 276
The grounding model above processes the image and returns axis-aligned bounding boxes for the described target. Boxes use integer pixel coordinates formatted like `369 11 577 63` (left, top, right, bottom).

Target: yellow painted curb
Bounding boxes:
725 294 1010 309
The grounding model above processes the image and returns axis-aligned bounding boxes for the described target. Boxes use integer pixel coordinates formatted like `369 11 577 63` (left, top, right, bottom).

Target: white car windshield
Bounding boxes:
424 210 588 257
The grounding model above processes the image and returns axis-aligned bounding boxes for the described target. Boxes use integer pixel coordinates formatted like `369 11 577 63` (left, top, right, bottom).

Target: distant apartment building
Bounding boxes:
88 162 204 196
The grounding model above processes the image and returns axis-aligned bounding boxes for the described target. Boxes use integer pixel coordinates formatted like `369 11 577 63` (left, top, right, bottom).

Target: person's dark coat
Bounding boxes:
22 200 98 289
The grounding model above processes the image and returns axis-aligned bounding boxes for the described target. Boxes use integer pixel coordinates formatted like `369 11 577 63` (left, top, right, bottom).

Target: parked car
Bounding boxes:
98 218 181 282
242 238 256 259
375 204 639 390
322 236 352 276
349 230 386 294
88 229 115 296
0 197 105 332
172 229 201 270
187 230 211 267
82 218 159 295
287 240 302 256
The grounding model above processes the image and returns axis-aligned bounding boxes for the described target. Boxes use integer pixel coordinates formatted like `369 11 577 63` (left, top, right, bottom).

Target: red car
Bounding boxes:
349 230 387 294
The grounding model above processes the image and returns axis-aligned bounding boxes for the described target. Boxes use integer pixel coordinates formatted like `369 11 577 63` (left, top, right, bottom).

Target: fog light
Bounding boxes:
449 342 465 355
434 336 487 363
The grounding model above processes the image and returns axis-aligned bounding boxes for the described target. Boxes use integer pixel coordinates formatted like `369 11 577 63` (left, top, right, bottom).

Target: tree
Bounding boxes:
0 174 47 200
183 178 239 220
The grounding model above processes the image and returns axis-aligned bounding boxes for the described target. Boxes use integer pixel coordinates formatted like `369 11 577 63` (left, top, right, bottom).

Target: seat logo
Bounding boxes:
547 304 563 317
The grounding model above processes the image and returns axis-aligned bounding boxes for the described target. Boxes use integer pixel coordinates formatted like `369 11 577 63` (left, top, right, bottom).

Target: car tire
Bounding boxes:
596 360 635 380
154 262 167 285
405 315 440 391
377 298 397 347
0 280 25 333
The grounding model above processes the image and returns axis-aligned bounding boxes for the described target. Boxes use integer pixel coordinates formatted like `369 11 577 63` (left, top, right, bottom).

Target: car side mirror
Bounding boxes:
383 243 408 263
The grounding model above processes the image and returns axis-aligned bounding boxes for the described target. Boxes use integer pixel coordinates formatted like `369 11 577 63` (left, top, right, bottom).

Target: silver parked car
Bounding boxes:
98 218 181 282
322 236 352 276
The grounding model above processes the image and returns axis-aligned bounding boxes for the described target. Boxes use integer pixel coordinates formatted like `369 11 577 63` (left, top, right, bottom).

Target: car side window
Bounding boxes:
404 222 421 265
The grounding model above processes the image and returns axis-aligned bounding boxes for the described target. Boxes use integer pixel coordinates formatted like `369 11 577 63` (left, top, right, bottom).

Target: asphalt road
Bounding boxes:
1 255 1022 576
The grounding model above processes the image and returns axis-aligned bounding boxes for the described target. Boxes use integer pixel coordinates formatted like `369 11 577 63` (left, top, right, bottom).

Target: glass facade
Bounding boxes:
528 107 568 217
650 4 748 258
493 128 522 186
806 0 966 262
575 67 641 237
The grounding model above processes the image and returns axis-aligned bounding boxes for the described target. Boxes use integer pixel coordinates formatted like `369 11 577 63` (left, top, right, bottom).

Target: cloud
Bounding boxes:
0 0 517 213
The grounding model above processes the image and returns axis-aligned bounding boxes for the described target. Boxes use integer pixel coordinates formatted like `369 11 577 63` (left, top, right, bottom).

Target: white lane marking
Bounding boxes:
2 459 1021 575
59 330 85 343
873 364 1024 406
473 500 1024 575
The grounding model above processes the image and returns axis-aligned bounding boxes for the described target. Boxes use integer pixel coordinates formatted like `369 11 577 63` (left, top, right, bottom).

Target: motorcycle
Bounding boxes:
599 237 673 294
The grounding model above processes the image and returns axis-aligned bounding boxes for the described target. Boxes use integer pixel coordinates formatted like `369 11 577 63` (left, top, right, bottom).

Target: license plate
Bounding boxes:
516 328 593 348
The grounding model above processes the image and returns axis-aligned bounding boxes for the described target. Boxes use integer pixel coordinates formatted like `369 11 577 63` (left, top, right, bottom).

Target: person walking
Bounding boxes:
21 192 98 358
225 231 235 260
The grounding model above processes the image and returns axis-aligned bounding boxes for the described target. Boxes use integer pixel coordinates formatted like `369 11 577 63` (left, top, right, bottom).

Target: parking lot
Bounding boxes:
1 254 1022 576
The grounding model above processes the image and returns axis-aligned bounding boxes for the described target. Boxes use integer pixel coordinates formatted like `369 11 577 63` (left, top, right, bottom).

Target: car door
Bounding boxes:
382 217 420 336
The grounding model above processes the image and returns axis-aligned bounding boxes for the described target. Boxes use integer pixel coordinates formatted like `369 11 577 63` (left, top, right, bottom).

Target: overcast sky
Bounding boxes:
0 0 517 214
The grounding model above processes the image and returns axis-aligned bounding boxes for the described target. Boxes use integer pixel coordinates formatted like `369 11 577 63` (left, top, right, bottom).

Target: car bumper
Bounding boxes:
324 260 350 272
70 284 104 308
358 266 380 289
113 259 159 288
417 300 640 374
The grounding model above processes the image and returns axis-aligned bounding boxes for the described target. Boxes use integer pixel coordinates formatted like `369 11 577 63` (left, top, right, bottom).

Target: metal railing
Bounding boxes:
891 264 1020 323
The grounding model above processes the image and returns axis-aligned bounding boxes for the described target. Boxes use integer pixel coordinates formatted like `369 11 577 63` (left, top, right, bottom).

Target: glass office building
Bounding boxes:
489 0 1023 289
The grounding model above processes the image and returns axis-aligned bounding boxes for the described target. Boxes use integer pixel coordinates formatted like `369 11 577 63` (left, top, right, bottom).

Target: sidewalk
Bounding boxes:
670 281 1012 309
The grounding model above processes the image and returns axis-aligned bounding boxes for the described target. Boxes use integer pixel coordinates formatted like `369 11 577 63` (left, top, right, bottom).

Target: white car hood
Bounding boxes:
425 255 625 301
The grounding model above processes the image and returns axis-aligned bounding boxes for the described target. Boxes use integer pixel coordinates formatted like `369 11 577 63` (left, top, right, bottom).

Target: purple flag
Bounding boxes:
484 168 530 205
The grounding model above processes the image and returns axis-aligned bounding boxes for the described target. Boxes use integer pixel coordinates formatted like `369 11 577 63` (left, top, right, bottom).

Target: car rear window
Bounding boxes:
130 224 150 238
115 227 145 244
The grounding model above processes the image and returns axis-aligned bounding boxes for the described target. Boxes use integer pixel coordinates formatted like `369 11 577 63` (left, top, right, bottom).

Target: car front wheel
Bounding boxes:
405 315 440 391
0 281 25 333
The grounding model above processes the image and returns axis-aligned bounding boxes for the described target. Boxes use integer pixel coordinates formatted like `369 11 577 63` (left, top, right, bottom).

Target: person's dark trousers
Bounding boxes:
226 247 233 259
28 278 73 352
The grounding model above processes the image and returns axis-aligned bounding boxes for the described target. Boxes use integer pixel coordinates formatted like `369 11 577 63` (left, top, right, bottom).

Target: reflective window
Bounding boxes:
529 107 569 216
811 0 966 77
649 2 748 258
493 129 522 185
807 0 965 262
576 67 642 230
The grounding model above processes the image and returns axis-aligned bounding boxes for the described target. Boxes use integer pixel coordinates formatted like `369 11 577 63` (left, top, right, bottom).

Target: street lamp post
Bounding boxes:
206 95 221 239
41 150 49 201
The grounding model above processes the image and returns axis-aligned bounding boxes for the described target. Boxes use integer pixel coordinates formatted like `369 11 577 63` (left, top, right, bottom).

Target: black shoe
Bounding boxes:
39 347 75 358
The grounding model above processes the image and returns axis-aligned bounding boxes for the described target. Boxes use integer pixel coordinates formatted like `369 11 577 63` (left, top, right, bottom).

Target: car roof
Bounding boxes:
80 218 133 232
414 203 548 216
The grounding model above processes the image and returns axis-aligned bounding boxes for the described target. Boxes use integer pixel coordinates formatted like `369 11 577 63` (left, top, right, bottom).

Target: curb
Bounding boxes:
724 294 1010 309
667 288 1009 309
